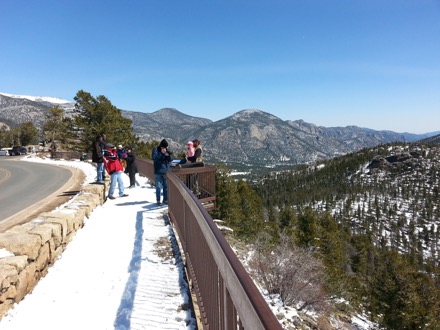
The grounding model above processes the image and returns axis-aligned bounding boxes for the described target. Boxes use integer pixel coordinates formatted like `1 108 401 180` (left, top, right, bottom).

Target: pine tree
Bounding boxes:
296 206 318 247
42 107 70 150
0 124 10 147
368 249 440 329
316 212 357 297
263 205 281 243
18 122 39 146
138 140 159 159
10 127 21 146
279 204 296 231
72 90 138 152
211 165 242 230
235 180 264 239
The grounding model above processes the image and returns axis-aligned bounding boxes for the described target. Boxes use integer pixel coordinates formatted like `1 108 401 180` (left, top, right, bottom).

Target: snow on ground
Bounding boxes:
0 156 197 330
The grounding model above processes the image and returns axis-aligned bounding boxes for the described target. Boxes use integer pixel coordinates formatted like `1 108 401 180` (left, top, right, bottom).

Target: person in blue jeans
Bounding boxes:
103 144 128 200
91 134 105 183
152 139 173 205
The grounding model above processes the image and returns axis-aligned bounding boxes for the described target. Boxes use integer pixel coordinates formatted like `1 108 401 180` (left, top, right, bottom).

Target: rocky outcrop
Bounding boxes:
366 152 422 174
0 184 106 318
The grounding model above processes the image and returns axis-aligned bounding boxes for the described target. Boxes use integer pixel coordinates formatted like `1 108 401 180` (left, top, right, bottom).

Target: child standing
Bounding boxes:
186 141 195 158
179 141 195 164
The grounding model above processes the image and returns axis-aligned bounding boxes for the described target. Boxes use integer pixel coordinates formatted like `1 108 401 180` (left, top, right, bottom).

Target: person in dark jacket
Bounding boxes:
117 144 128 169
91 134 105 183
152 139 173 205
100 133 107 180
124 147 138 188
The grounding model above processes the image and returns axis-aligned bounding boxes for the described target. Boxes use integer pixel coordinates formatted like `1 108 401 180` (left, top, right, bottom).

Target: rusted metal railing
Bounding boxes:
170 162 216 210
137 158 282 330
136 158 155 185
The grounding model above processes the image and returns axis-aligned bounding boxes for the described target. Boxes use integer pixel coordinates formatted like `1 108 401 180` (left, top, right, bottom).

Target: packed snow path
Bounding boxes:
0 165 197 330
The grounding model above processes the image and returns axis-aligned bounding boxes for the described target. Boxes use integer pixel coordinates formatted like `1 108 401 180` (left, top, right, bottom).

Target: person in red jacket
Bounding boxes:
103 143 128 200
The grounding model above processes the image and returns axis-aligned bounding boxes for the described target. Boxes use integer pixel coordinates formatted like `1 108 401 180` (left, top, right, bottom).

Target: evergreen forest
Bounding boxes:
212 143 440 329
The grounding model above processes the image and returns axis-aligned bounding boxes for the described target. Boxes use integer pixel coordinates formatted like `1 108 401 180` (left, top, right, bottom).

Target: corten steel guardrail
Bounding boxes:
170 162 216 210
137 159 217 209
137 158 282 330
136 158 155 185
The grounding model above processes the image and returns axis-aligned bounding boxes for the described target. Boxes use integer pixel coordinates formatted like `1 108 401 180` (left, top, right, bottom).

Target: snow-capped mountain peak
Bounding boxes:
0 92 72 104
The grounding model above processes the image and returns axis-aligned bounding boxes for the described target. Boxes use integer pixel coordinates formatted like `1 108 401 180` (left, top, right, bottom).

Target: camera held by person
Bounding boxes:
160 147 172 156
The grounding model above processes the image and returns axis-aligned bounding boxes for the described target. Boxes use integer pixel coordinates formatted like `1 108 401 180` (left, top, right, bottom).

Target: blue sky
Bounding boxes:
1 0 439 134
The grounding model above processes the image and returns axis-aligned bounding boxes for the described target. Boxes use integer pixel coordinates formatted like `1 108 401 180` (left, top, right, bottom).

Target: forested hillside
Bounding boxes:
213 142 440 329
257 143 440 263
255 142 440 329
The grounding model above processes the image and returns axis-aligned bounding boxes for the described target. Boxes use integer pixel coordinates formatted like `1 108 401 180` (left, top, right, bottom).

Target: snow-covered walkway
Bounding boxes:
0 158 197 330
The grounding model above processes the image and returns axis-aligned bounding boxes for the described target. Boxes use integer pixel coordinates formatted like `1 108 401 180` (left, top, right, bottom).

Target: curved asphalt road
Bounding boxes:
0 157 73 228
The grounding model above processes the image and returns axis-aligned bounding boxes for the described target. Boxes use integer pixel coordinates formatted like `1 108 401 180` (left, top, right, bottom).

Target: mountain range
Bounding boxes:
1 92 439 171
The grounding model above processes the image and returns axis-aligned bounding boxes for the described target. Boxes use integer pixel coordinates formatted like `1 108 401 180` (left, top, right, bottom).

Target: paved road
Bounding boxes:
0 157 76 231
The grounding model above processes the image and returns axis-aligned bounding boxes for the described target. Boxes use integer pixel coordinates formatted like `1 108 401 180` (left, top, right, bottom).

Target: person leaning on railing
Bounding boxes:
186 139 203 196
186 139 202 163
177 141 195 165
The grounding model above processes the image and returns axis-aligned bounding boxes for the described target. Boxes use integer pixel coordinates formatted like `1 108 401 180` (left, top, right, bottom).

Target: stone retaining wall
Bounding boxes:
0 183 106 318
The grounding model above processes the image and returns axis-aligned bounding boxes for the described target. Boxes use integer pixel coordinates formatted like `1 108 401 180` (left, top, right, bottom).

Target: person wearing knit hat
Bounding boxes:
152 139 173 205
117 144 128 168
187 139 203 163
186 141 195 158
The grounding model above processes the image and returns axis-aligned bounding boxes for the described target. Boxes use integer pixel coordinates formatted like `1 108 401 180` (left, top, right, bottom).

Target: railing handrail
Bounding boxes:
136 158 282 329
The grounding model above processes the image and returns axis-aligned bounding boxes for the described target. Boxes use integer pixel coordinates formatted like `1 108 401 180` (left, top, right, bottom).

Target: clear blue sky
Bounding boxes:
1 0 439 134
